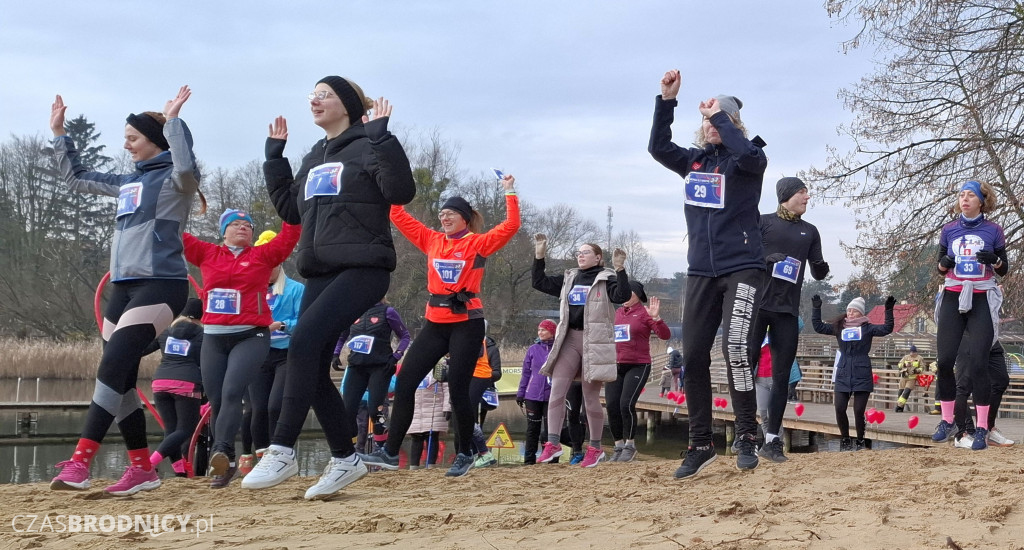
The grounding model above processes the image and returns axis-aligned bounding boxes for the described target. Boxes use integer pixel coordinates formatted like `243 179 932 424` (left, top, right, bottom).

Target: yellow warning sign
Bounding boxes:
485 422 516 449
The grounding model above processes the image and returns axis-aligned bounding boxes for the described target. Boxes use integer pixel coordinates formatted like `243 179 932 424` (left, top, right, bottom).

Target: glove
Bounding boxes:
443 411 452 421
364 116 390 142
612 248 627 271
516 397 526 408
765 253 787 264
811 294 822 309
534 233 547 259
939 255 956 270
385 355 399 377
330 354 343 371
976 250 998 265
885 295 896 310
265 137 286 160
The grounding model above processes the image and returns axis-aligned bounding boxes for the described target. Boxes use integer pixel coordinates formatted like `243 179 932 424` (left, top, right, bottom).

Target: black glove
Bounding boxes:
975 250 998 265
765 253 787 264
885 295 896 310
443 411 452 421
364 117 390 142
811 294 822 309
516 397 526 408
330 354 343 371
265 137 286 160
385 355 399 377
939 255 956 269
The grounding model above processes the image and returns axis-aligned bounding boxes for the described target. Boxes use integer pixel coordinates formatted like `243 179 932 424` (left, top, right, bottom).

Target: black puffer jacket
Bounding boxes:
264 119 415 277
152 320 204 387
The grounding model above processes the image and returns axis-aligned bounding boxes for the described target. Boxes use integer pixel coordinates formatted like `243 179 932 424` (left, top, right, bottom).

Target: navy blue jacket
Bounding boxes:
648 97 767 277
813 307 894 393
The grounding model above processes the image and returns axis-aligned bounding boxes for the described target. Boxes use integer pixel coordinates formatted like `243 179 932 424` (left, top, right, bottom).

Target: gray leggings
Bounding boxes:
201 328 270 460
545 329 605 445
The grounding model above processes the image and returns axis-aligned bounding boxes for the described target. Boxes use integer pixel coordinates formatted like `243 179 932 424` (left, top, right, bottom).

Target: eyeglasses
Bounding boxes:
227 220 253 230
438 210 461 220
576 250 595 257
307 90 335 101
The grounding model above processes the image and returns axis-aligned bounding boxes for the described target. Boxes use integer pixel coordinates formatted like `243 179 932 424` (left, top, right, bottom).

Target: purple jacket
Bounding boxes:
518 339 553 402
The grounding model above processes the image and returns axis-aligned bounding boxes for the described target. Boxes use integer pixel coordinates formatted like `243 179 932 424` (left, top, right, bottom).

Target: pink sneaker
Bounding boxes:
105 466 161 496
580 446 606 468
537 442 563 463
50 460 91 490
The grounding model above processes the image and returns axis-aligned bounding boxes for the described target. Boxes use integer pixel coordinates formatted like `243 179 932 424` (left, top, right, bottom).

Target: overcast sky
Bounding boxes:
1 1 877 283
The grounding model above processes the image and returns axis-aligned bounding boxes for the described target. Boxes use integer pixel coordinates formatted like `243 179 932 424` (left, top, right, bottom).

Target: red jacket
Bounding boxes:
183 223 301 327
614 303 671 363
390 194 520 323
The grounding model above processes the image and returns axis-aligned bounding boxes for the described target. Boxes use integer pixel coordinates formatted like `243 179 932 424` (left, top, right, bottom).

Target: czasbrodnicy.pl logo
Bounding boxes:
12 514 214 538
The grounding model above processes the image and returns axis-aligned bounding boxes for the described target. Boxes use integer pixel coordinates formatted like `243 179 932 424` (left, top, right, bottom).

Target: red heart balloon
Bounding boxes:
666 391 677 401
908 416 919 429
640 388 646 394
720 399 728 409
676 394 686 404
872 373 880 384
865 409 877 423
794 403 805 417
876 411 886 424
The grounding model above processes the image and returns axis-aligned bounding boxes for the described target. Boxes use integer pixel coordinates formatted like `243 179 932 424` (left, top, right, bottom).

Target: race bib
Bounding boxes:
840 327 862 342
614 324 630 343
954 255 983 278
304 162 343 200
684 172 725 209
116 182 143 218
432 259 466 284
771 257 802 284
266 293 278 310
164 337 190 356
347 335 375 355
567 285 589 306
481 389 499 408
206 288 241 315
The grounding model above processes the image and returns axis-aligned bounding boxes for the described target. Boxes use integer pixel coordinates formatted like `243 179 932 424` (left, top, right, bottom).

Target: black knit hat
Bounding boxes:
629 280 648 303
440 196 473 223
182 298 203 319
777 177 807 204
125 113 170 151
317 76 366 124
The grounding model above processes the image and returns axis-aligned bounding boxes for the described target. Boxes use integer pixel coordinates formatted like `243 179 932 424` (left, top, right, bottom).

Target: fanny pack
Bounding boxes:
428 291 477 314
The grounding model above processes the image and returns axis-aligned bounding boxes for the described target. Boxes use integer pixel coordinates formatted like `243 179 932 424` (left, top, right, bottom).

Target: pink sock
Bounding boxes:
940 400 954 423
975 405 990 430
150 451 164 466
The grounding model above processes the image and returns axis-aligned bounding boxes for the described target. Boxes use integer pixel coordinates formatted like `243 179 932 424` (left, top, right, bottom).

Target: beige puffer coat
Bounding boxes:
540 267 618 383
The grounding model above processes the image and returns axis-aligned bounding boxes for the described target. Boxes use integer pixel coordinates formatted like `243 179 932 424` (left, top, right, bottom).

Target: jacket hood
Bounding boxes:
168 320 202 340
320 124 367 157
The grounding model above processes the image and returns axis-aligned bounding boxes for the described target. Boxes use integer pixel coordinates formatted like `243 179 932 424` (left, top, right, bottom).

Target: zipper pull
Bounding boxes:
743 231 748 244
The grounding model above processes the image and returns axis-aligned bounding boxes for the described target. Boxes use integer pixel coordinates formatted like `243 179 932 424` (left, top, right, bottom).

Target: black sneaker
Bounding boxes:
756 439 788 463
674 444 716 479
445 453 475 477
734 433 759 470
839 437 853 451
855 438 868 451
357 448 399 471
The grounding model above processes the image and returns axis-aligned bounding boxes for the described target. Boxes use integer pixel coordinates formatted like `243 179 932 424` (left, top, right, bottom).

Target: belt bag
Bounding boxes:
428 291 477 314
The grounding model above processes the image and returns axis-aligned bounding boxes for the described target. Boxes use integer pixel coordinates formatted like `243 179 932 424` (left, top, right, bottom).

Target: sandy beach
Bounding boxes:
2 445 1022 549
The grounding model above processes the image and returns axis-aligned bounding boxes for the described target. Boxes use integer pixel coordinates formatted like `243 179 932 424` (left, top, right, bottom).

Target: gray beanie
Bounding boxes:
847 297 866 315
777 177 807 203
715 95 743 119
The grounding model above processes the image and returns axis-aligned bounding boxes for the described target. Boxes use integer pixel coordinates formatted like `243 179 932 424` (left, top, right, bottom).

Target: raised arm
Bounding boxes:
811 295 834 336
389 204 433 253
532 256 565 298
50 95 123 196
162 86 200 194
475 175 521 256
263 116 301 224
647 70 697 176
364 98 416 205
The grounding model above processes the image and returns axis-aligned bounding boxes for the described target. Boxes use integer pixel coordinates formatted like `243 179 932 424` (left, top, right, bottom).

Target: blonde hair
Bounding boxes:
468 211 484 234
693 114 748 148
345 78 375 112
953 180 998 215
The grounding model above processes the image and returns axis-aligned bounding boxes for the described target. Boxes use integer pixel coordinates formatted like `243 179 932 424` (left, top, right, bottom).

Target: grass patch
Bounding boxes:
0 338 159 379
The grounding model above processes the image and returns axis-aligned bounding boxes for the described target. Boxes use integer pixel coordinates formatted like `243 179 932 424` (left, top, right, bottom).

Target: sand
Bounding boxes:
2 446 1023 549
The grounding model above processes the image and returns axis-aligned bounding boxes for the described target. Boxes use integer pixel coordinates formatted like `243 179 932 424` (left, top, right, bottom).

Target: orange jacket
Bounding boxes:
390 193 521 323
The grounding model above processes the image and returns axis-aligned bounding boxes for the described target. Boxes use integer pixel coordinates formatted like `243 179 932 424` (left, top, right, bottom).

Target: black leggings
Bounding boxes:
936 290 993 405
468 376 491 454
682 269 763 445
243 347 288 453
83 279 188 449
202 328 270 460
750 310 800 436
341 364 393 442
605 363 651 441
408 432 441 467
565 382 585 452
834 390 870 440
386 318 486 457
523 399 548 463
272 267 390 457
153 391 201 462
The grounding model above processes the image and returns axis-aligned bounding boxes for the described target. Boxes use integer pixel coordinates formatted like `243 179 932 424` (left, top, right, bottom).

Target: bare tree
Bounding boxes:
533 203 603 261
612 229 660 283
806 1 1024 317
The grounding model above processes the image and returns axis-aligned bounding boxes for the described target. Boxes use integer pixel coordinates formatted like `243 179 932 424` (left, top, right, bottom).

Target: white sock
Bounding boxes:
268 444 294 457
765 434 779 443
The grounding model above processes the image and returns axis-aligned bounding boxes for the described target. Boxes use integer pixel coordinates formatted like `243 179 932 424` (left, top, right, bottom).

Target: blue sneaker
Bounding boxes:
568 452 585 465
971 428 989 450
932 420 956 443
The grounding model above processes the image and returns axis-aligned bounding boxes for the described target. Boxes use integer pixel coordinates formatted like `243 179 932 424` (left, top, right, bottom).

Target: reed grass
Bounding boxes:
0 338 160 379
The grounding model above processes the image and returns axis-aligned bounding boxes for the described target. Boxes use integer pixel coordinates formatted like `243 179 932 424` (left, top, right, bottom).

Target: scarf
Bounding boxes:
777 204 801 222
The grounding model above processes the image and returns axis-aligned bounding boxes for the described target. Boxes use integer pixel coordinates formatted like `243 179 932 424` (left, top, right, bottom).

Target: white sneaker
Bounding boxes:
304 455 368 500
954 432 974 449
241 445 298 489
987 427 1015 447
